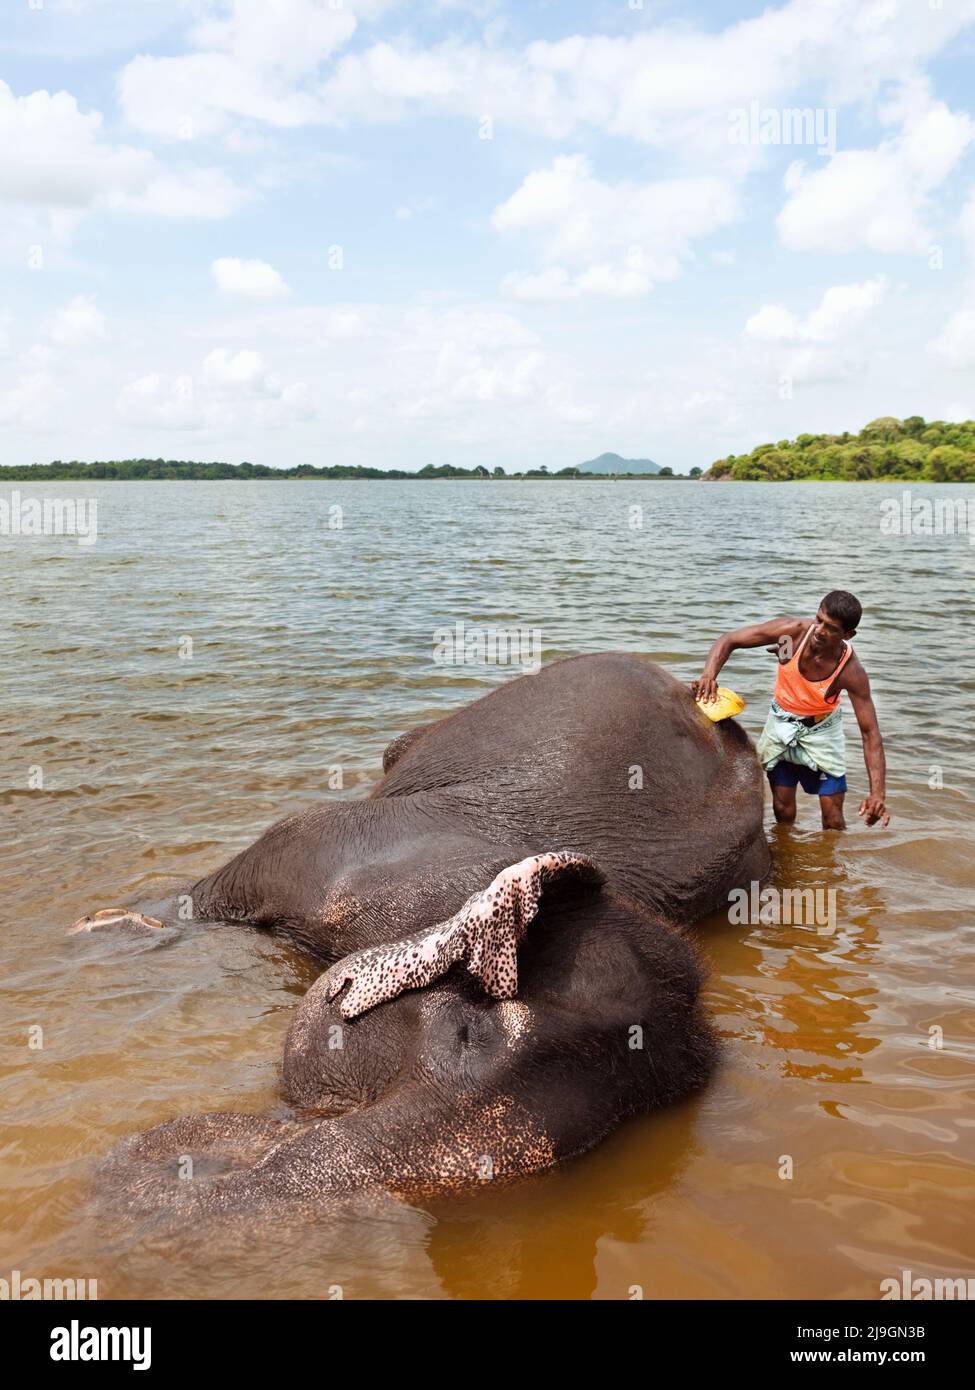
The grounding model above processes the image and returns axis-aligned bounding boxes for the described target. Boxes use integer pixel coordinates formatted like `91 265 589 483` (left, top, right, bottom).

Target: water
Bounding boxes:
2 479 973 1299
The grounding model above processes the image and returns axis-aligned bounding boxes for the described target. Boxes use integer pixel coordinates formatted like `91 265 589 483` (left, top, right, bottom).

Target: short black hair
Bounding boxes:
821 589 862 632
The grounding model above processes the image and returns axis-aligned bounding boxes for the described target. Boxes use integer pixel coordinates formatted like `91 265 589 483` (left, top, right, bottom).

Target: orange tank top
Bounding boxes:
774 625 853 717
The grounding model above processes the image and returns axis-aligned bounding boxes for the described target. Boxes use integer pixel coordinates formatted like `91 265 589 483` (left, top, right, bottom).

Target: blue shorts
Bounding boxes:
767 761 847 797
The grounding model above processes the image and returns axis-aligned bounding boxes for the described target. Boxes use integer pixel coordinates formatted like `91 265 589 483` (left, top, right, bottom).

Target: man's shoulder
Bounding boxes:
839 647 869 690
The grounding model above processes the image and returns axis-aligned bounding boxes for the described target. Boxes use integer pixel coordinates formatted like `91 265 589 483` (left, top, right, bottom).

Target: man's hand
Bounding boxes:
692 618 804 707
691 671 720 704
858 794 890 828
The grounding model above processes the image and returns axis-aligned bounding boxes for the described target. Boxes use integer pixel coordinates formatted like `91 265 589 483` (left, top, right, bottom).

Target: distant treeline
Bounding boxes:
707 416 975 481
0 460 691 481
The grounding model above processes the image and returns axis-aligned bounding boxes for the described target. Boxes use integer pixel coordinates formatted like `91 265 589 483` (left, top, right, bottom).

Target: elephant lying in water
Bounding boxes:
77 653 770 1211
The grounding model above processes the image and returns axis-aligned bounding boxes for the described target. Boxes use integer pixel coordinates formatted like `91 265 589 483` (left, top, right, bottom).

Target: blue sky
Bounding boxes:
2 0 975 471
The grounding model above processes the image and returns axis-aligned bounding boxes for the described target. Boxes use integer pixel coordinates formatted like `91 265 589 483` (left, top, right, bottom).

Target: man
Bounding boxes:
692 591 889 831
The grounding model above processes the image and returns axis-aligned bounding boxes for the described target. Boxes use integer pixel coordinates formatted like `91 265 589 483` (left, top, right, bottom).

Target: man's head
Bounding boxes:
810 590 861 652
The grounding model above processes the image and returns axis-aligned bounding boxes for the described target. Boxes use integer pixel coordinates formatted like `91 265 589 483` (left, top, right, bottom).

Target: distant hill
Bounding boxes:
576 451 661 474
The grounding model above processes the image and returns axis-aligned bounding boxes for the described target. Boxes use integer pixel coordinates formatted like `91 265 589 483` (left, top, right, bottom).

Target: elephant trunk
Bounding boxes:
99 1078 559 1223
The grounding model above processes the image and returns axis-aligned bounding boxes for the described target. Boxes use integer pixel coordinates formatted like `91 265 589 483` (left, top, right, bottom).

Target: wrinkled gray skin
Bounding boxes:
85 654 770 1216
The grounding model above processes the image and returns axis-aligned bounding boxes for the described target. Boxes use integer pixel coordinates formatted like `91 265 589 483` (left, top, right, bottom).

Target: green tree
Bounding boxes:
862 416 903 443
928 445 975 481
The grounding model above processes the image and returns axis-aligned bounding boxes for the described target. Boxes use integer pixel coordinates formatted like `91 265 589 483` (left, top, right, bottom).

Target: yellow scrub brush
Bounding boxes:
696 687 746 722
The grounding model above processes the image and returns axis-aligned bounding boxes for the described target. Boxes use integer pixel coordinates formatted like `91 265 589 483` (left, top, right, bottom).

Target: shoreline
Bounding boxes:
1 473 972 484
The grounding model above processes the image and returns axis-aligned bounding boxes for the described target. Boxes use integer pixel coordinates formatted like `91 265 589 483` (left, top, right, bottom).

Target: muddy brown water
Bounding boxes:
2 480 973 1299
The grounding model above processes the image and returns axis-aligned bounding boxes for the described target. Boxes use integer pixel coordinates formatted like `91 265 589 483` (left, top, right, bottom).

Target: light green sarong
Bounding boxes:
755 699 846 778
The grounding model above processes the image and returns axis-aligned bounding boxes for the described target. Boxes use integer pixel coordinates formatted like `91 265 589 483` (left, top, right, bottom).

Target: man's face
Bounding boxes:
809 607 849 653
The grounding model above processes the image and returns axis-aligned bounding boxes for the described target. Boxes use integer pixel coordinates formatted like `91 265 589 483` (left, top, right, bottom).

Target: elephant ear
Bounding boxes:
321 852 603 1020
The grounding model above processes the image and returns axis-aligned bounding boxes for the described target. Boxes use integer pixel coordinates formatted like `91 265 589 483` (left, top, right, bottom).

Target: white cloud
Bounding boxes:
315 0 975 154
27 344 58 368
0 371 53 428
118 0 361 138
393 195 435 221
116 347 317 431
501 253 656 302
186 304 369 344
681 391 726 415
492 155 738 298
0 82 150 206
255 380 317 426
930 308 975 368
745 276 890 343
211 256 290 299
105 0 975 173
357 302 599 435
202 347 276 393
400 345 544 416
744 275 891 386
47 293 108 345
961 189 975 255
116 372 211 430
323 311 366 338
779 344 866 385
404 307 537 354
777 94 974 254
500 267 578 302
452 349 544 405
120 168 245 219
744 303 802 342
929 190 975 368
576 260 655 299
804 276 891 340
0 80 246 241
390 305 557 420
545 384 594 424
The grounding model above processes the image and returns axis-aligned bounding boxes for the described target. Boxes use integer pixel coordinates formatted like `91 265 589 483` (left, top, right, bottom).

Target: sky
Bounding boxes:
2 0 975 473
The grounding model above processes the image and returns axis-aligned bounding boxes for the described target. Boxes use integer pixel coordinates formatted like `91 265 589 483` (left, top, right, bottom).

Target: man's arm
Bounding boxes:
843 664 890 827
692 616 806 704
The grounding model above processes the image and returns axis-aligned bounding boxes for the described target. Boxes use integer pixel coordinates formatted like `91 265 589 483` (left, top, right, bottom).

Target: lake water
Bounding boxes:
2 479 973 1299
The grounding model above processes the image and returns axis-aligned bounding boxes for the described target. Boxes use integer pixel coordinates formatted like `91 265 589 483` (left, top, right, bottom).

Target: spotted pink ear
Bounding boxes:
321 852 602 1019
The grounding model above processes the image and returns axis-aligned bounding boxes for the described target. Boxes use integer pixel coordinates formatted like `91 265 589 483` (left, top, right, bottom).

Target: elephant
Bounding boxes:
76 653 770 1216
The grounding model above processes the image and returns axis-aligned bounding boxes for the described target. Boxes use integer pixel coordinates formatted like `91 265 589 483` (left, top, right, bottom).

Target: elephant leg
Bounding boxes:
320 851 603 1018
